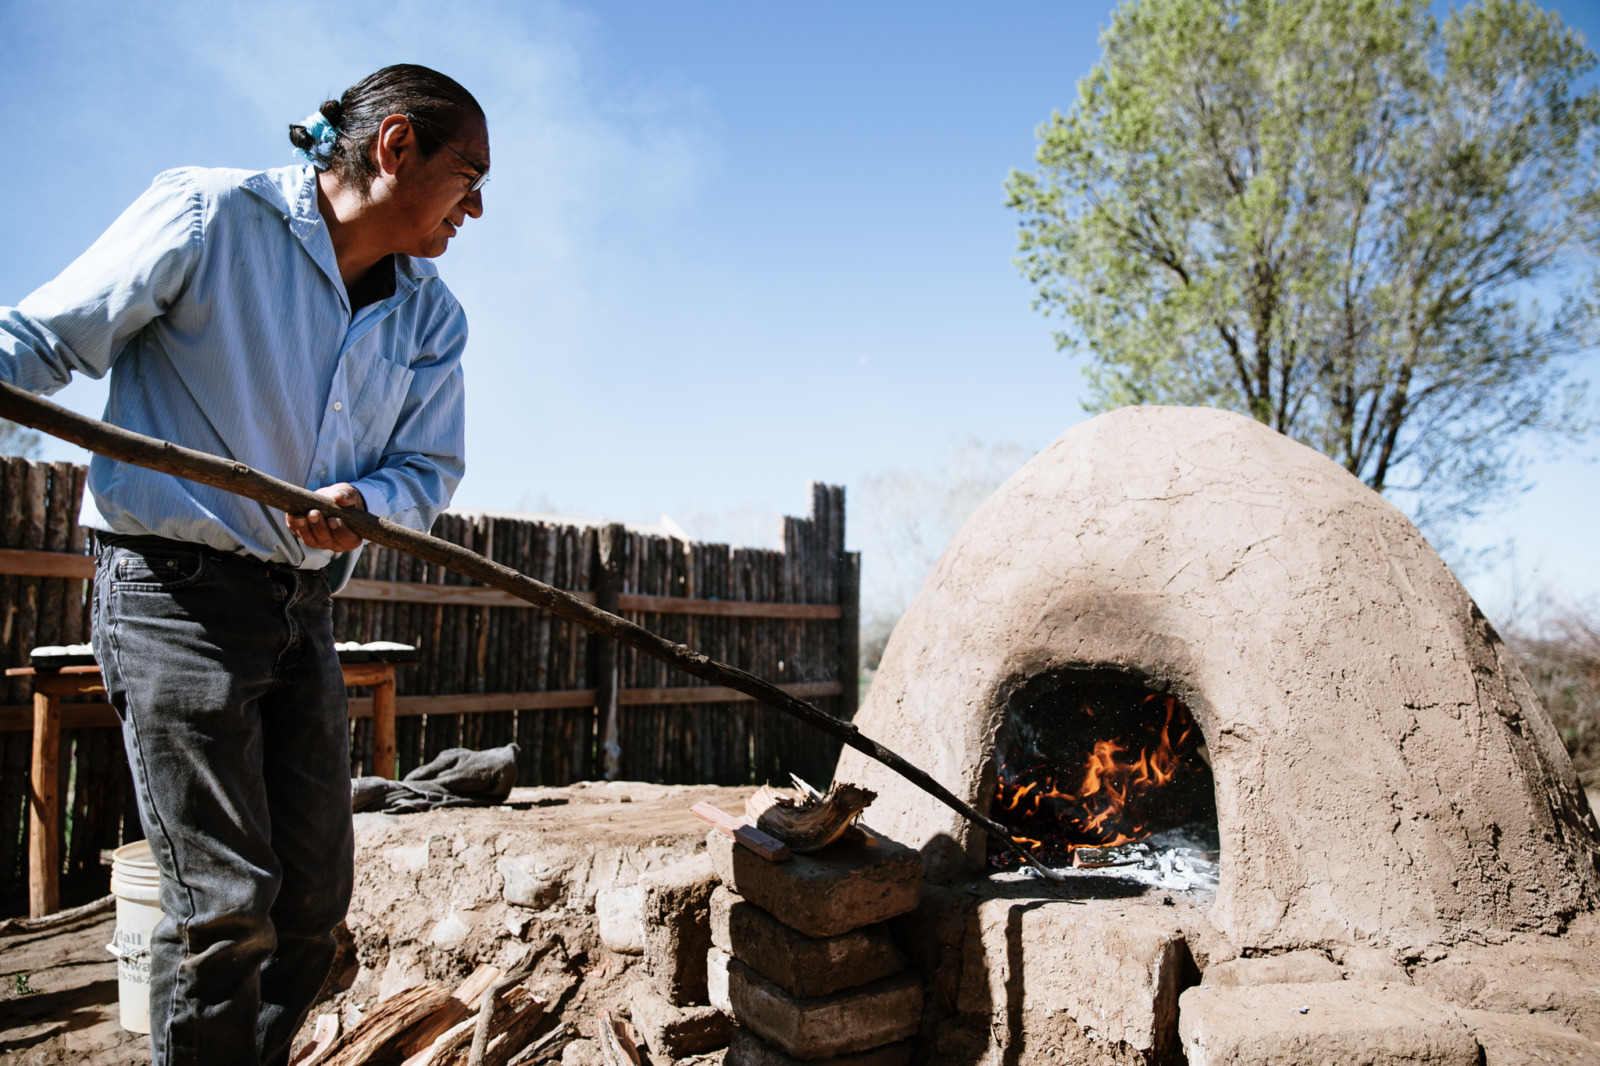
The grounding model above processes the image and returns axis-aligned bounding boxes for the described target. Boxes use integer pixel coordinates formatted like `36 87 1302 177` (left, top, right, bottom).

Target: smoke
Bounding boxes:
854 438 1031 666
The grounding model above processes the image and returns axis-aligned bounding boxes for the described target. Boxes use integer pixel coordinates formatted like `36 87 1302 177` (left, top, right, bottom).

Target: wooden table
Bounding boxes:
6 659 399 919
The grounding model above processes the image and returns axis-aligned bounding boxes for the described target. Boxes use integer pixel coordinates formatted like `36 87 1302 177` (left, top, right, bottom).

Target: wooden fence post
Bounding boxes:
28 689 59 918
836 551 861 724
591 523 625 781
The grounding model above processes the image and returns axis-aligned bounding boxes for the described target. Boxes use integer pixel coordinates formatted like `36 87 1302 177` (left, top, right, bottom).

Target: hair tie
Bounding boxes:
294 110 340 169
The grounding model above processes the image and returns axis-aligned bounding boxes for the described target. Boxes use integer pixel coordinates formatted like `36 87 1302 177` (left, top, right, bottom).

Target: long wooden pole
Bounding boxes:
0 380 1067 883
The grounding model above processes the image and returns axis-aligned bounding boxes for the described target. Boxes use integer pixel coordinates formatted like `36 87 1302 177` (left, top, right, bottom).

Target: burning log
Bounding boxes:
746 782 877 852
989 682 1216 871
1071 843 1147 868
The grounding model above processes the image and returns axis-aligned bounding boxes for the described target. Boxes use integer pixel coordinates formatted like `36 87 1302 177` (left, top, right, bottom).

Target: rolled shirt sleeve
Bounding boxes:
0 171 203 395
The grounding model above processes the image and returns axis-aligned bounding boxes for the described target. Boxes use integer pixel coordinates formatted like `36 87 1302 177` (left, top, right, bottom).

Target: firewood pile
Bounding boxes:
287 963 575 1066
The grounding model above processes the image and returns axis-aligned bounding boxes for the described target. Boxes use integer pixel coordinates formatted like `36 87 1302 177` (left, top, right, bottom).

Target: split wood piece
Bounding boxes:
470 989 551 1066
400 1014 477 1066
597 1009 642 1066
288 1014 342 1066
747 782 876 853
0 380 1066 884
692 801 791 862
399 964 504 1057
321 982 452 1066
505 1023 576 1065
404 987 547 1066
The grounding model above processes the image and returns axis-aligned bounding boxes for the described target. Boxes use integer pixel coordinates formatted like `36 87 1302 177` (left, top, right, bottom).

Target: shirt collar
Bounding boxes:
240 165 323 240
239 165 440 302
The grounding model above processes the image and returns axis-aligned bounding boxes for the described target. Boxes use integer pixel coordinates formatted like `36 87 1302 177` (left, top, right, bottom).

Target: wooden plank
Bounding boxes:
0 703 116 731
0 548 836 620
331 577 842 619
337 661 397 688
689 801 791 861
621 593 841 619
341 681 842 721
0 548 93 580
348 689 599 719
617 681 843 706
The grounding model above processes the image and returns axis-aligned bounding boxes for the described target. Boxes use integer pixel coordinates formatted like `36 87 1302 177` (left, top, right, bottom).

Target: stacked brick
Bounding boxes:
629 852 736 1059
705 829 925 1065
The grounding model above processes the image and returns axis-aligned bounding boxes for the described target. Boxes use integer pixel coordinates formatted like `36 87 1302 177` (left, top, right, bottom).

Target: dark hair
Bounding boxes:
288 64 484 188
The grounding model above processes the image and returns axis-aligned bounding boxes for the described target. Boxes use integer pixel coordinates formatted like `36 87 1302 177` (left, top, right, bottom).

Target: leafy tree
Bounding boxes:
1007 0 1599 527
0 418 41 459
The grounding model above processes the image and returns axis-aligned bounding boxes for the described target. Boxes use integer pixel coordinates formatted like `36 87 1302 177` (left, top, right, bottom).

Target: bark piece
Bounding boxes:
745 783 875 853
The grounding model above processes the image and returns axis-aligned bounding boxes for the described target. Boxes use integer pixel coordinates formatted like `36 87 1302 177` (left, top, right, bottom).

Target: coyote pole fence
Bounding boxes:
0 380 1068 883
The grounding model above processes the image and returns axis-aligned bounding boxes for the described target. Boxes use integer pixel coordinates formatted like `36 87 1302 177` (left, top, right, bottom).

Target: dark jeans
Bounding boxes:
92 536 354 1066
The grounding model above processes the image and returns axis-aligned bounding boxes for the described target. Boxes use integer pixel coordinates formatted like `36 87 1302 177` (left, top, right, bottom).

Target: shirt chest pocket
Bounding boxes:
349 354 415 450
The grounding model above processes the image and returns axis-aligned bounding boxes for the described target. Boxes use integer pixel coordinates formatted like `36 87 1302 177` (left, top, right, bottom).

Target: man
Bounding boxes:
0 65 488 1065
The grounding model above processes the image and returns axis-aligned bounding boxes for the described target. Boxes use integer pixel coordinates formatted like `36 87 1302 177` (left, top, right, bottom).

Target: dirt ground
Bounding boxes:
5 782 1597 1064
0 781 754 1065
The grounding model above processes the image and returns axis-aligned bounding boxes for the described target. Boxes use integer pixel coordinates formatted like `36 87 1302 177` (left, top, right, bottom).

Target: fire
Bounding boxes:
990 690 1212 869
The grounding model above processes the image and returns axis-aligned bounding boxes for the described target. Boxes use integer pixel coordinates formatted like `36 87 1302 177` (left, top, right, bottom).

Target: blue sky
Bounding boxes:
1 0 1596 623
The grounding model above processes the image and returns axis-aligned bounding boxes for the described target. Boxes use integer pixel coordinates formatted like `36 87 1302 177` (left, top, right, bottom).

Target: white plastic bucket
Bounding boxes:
108 840 163 1034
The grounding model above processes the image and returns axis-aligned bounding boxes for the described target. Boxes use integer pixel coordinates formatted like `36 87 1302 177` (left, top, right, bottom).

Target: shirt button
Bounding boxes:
333 401 343 411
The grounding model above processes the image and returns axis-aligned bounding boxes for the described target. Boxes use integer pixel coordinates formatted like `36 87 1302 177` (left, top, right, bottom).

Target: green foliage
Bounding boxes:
1509 612 1600 781
1008 0 1600 527
0 418 41 459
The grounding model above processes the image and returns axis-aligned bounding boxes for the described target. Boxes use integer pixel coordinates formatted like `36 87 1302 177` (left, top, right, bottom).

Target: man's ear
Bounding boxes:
372 114 415 181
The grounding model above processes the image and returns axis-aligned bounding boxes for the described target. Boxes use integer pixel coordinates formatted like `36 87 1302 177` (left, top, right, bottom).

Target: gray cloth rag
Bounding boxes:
351 743 520 814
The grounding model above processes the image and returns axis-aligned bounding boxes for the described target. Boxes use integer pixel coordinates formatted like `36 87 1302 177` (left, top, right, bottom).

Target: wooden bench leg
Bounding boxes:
372 669 397 781
29 691 60 918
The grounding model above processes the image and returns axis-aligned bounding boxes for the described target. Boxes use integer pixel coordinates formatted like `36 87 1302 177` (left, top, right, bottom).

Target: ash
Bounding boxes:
993 826 1220 895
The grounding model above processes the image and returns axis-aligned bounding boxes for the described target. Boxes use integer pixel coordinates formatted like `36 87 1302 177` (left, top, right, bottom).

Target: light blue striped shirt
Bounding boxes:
0 164 467 589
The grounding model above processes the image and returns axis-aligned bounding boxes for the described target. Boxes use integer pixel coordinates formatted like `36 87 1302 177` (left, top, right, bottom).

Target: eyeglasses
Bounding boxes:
433 138 490 193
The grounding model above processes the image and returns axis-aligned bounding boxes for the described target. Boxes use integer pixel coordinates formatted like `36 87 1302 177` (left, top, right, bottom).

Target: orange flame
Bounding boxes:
991 692 1205 866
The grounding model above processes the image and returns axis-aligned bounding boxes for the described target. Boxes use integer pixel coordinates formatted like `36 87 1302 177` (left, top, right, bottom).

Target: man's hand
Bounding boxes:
287 483 366 552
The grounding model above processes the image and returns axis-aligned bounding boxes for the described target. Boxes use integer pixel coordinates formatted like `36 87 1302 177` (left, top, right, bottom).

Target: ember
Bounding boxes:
988 671 1217 870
